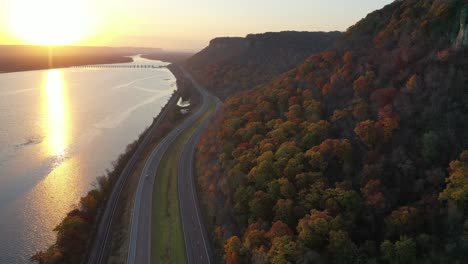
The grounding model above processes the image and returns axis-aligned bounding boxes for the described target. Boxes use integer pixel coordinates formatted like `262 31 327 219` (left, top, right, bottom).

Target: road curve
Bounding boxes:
127 67 219 264
178 70 221 264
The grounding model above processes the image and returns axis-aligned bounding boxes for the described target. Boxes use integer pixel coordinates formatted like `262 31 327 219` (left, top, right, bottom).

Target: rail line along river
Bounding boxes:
0 55 176 263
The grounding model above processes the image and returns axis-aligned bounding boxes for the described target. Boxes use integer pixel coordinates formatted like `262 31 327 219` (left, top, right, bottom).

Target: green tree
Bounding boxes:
249 191 275 220
300 120 330 149
287 104 303 122
380 236 417 264
394 236 417 264
283 154 305 178
305 139 352 173
422 131 439 162
327 230 357 263
303 99 322 122
233 185 254 218
297 210 333 249
268 236 299 264
274 199 295 226
323 182 361 216
380 240 395 263
249 152 276 188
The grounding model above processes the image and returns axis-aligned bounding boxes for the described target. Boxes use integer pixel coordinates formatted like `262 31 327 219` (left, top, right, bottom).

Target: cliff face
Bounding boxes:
209 37 251 49
208 31 342 50
184 31 342 99
454 5 468 49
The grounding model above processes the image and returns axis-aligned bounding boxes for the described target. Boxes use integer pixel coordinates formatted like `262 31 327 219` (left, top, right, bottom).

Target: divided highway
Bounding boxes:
88 84 180 264
126 67 220 264
88 66 219 264
177 71 221 264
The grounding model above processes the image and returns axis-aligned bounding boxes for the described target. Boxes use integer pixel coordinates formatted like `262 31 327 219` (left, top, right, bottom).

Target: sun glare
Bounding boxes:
8 0 92 45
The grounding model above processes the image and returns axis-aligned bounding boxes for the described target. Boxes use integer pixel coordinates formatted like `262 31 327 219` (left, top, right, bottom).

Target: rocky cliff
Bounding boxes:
184 31 342 99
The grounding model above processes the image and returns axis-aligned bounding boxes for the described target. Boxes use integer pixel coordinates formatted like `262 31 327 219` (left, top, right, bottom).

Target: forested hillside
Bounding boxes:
185 31 341 99
196 0 468 263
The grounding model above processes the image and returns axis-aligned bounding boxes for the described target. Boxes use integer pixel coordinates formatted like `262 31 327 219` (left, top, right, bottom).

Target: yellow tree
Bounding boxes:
440 151 468 205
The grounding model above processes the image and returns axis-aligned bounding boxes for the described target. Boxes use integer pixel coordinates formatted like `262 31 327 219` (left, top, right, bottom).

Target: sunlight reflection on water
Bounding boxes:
42 70 69 158
0 57 176 263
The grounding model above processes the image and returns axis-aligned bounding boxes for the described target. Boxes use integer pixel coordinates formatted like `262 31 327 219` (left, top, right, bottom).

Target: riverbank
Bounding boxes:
103 64 203 262
30 62 199 263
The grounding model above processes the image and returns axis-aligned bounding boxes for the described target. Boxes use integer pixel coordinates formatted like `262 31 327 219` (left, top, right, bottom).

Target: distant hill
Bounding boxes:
184 31 342 99
196 0 468 263
0 45 164 73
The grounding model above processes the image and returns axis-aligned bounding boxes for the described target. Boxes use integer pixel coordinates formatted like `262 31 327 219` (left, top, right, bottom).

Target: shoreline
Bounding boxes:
0 51 195 75
31 61 205 263
0 45 167 74
0 56 134 74
88 64 201 262
31 62 191 263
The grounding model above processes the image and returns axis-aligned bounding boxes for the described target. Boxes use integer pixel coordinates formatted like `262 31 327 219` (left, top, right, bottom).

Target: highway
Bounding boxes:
87 86 180 264
126 67 220 264
177 71 221 264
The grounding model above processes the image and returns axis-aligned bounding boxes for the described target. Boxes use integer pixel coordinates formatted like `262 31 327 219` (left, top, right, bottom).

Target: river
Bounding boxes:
0 55 176 263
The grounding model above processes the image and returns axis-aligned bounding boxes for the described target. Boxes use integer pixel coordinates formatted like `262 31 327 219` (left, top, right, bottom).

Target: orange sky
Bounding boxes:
0 0 392 51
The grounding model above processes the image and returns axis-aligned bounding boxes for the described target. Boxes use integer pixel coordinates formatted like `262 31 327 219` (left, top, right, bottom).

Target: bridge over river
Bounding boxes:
72 65 167 69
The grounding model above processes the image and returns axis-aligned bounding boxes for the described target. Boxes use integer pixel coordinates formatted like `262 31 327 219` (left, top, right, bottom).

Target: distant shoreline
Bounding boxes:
0 45 194 74
0 53 195 74
0 56 134 74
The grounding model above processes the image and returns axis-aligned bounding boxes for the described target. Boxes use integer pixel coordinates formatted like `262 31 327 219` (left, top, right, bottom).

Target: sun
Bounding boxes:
8 0 92 45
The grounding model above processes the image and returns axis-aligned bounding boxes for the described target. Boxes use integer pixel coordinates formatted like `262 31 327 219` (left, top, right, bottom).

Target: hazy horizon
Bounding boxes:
0 0 392 51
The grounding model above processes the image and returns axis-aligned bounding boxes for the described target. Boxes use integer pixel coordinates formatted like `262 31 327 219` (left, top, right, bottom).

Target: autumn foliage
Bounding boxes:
185 31 342 99
195 0 468 263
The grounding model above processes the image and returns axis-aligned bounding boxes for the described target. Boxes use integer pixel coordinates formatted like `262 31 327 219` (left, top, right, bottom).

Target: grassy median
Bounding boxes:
151 102 215 264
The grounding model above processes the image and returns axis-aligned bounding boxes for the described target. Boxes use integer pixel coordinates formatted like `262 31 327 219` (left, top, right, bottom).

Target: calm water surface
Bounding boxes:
0 56 176 263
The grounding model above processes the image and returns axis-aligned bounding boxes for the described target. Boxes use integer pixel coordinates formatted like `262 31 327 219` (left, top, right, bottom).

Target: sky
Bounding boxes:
0 0 393 51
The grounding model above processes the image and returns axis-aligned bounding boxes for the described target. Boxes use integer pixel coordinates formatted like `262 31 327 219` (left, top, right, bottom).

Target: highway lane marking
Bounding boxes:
185 101 214 264
128 68 216 264
128 103 195 263
90 94 180 264
175 69 217 264
130 74 212 263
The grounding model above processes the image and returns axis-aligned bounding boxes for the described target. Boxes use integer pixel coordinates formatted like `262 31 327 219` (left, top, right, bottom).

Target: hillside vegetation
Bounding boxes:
185 31 341 99
196 0 468 263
